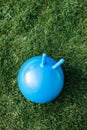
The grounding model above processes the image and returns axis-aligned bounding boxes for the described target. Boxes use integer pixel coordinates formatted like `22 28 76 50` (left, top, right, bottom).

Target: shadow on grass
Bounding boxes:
52 66 85 103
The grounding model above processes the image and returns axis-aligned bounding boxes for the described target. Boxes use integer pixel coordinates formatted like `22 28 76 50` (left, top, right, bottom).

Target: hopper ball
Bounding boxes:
18 53 65 104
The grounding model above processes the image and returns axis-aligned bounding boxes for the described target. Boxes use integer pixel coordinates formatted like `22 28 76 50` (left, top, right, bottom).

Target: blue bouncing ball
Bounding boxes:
18 53 65 104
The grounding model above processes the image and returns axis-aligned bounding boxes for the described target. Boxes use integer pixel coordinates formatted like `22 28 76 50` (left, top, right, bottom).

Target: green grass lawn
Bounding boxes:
0 0 87 130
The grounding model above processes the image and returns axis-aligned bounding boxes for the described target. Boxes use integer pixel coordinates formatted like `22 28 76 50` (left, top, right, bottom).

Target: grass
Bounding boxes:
0 0 87 130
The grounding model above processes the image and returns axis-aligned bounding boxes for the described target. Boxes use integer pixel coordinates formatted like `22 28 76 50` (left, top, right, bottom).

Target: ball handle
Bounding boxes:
52 58 65 69
40 53 47 67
